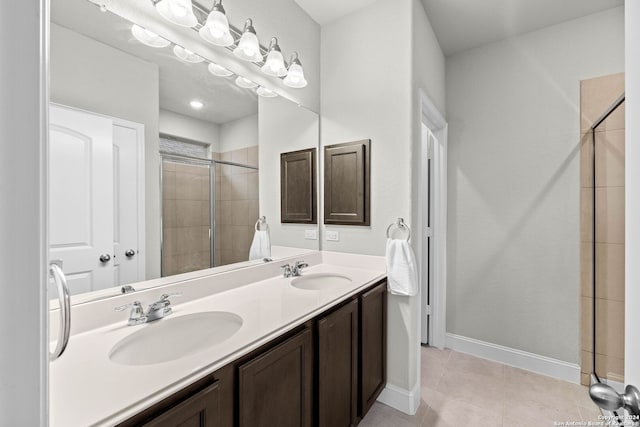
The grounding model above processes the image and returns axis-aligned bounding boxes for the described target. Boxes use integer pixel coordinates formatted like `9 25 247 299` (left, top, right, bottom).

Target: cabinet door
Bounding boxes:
142 382 220 427
360 281 387 417
280 148 317 224
318 299 359 427
238 328 313 427
323 139 370 226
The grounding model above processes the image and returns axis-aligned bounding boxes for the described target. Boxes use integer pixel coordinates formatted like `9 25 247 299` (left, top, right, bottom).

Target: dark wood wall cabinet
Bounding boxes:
120 279 387 427
324 140 371 226
281 148 317 224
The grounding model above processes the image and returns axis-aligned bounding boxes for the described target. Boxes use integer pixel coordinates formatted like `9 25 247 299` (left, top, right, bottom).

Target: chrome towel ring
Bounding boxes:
386 217 411 241
255 216 267 231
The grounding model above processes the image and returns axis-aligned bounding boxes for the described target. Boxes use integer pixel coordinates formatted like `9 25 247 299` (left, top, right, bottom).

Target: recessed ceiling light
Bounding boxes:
189 100 204 109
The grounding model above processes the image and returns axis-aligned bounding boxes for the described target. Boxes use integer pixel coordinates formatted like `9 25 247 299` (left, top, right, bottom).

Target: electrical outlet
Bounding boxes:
326 230 339 241
305 229 317 240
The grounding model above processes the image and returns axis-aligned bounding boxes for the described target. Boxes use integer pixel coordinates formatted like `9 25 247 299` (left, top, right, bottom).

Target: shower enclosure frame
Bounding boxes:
159 151 260 275
589 92 625 386
159 152 217 274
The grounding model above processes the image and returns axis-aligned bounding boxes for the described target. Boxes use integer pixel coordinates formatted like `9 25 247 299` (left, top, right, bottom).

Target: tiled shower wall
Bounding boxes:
214 145 259 266
162 161 211 276
580 73 625 386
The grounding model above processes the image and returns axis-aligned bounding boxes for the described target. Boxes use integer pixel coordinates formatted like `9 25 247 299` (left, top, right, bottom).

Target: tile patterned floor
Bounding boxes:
360 346 603 427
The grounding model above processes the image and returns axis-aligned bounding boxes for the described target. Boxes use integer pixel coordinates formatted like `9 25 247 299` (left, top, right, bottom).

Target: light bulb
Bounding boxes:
155 0 198 28
208 63 233 77
233 19 262 63
235 76 258 89
199 1 234 47
283 53 308 88
261 38 287 77
257 87 277 98
173 45 204 63
131 25 170 48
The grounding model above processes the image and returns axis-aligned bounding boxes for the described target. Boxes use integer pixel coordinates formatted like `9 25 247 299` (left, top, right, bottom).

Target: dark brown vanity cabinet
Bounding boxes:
142 382 220 427
238 327 314 427
317 299 359 427
359 281 387 416
118 364 234 427
120 280 386 427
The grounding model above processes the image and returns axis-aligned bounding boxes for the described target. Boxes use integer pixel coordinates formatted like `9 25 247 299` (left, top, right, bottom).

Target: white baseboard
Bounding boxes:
377 381 421 415
445 333 581 384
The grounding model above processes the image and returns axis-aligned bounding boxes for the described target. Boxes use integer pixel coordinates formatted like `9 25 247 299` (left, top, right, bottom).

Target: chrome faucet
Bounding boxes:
281 261 309 278
115 292 182 326
293 261 308 276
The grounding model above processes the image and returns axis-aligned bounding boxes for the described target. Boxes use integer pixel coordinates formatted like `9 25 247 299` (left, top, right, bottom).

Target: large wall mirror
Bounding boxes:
49 0 320 304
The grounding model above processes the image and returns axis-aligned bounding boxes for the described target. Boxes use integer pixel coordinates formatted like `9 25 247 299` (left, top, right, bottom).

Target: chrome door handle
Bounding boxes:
99 254 111 263
49 264 71 360
125 249 135 258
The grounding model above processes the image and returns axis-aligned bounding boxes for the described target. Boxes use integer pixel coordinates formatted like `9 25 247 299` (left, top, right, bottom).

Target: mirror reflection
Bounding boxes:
48 0 319 302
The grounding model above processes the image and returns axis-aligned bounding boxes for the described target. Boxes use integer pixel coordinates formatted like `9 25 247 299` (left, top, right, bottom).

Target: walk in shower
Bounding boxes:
580 73 625 390
160 136 259 276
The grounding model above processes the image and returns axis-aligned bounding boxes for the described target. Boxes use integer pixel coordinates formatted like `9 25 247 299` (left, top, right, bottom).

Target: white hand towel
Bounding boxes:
385 238 418 296
249 229 271 261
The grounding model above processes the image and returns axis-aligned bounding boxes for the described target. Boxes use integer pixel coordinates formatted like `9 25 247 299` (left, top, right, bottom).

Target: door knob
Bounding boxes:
99 254 111 263
125 249 135 258
590 383 640 416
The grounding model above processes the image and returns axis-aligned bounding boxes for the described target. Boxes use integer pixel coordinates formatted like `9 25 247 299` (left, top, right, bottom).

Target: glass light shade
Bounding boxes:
261 49 287 77
199 10 234 46
283 63 307 88
257 87 277 98
173 45 204 63
156 0 198 28
131 25 170 48
235 76 258 89
208 63 233 77
233 20 262 63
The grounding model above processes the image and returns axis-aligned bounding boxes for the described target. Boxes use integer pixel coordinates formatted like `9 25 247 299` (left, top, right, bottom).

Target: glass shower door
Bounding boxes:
161 158 212 276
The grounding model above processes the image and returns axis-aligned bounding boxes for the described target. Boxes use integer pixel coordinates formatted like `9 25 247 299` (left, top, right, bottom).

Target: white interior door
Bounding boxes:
49 104 114 295
112 121 144 286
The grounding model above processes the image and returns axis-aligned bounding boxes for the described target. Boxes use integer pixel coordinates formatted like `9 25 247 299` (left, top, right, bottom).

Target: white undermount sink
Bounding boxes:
290 273 352 291
109 311 243 366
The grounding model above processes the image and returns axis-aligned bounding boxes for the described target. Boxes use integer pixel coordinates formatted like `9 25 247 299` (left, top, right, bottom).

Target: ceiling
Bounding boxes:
294 0 623 56
51 0 258 125
293 0 379 26
422 0 624 56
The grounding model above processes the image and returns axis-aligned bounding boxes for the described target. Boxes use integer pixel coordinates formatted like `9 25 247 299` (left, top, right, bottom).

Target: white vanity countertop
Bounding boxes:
50 254 386 427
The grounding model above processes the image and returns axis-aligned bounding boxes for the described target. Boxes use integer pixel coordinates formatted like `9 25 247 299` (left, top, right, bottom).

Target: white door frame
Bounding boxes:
419 90 448 349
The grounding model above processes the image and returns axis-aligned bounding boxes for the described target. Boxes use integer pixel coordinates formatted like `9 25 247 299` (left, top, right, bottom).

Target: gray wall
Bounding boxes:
445 7 624 363
258 96 319 250
0 1 47 425
50 24 162 280
320 0 445 402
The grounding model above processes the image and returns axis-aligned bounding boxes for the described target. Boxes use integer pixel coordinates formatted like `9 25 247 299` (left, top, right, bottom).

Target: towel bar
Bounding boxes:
386 217 411 241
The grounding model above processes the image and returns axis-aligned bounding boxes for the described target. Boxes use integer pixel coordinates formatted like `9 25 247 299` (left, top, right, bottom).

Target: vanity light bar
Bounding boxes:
150 0 307 87
151 0 269 61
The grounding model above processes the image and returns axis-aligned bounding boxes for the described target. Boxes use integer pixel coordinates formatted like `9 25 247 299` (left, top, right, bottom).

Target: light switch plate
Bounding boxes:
326 230 339 241
305 229 317 240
